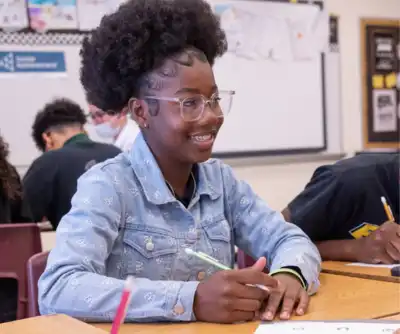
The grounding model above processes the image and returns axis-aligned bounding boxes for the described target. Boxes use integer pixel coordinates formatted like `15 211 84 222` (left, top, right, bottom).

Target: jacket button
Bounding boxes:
173 305 184 315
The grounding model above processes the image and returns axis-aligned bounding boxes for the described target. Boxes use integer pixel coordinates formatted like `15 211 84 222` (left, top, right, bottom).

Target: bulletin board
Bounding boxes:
361 19 400 149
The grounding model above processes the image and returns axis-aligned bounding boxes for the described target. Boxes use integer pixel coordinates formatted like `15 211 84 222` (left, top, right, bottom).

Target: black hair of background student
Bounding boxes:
0 133 31 224
32 98 87 152
0 135 20 202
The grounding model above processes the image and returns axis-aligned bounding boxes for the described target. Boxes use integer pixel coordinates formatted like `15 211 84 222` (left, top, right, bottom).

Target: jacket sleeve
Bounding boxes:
221 163 321 294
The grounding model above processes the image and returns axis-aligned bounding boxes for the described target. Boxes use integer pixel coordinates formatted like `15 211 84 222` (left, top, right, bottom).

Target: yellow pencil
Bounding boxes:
381 196 395 222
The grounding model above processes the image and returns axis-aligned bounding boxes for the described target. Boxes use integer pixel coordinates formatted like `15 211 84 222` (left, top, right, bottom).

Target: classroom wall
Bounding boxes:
324 0 400 152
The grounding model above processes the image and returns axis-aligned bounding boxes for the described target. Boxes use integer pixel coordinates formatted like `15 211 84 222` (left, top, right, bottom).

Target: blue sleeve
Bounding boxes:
221 163 321 293
38 166 199 322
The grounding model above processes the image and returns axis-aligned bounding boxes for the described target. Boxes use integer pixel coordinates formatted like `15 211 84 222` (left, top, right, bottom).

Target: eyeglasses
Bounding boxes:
144 90 235 122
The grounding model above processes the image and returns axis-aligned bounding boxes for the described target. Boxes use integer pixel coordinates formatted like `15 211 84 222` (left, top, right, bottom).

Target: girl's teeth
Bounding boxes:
193 134 212 142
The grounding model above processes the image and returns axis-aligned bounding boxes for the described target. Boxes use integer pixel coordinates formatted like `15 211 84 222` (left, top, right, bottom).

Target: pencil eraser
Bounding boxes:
391 266 400 277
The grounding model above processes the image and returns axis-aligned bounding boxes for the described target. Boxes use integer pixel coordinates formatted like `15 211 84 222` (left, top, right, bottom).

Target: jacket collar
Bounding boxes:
128 132 221 205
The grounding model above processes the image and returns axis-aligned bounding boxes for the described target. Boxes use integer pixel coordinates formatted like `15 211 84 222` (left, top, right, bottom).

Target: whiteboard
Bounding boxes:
210 0 326 155
0 0 342 168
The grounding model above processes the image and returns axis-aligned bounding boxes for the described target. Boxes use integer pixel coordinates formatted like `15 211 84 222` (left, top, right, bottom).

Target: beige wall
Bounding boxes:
325 0 400 152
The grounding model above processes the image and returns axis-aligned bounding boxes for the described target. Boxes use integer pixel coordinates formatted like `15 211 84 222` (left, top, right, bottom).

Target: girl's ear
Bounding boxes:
128 98 150 129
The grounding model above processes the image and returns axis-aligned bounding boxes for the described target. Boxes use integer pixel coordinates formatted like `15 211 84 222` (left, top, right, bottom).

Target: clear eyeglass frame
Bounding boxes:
144 90 235 122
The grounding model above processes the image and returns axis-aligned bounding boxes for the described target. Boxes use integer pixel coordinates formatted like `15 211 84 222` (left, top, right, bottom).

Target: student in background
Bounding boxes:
88 104 138 152
0 133 32 224
38 0 320 324
282 153 400 264
23 98 121 230
0 133 32 323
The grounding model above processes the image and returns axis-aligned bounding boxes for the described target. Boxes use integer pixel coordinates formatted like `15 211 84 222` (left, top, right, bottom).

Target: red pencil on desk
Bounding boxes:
110 276 134 334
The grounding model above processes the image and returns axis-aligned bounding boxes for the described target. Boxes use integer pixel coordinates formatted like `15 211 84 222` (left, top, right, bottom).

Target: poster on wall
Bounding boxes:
329 15 339 53
28 0 78 31
374 32 396 72
372 89 397 133
0 51 66 75
0 0 29 30
362 19 400 148
77 0 122 31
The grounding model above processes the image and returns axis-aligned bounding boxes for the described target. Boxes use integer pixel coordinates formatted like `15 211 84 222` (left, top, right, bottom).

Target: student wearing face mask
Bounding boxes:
23 98 121 230
88 104 139 152
38 0 321 324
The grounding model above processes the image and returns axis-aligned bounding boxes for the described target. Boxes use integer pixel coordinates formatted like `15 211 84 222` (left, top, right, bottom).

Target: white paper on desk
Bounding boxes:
346 262 398 269
254 321 400 334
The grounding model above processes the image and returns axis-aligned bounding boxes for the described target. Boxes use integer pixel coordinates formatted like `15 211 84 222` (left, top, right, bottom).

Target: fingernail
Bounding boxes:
297 309 304 315
281 312 289 319
263 312 273 320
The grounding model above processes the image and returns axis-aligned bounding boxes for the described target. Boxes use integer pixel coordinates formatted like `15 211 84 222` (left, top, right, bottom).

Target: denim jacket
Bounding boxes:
38 133 321 322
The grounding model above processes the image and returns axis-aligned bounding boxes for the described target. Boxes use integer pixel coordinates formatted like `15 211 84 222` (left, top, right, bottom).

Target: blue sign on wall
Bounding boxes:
0 51 66 73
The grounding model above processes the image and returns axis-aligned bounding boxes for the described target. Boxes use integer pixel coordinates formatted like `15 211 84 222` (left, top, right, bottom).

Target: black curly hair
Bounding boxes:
0 133 21 200
32 98 87 152
80 0 227 113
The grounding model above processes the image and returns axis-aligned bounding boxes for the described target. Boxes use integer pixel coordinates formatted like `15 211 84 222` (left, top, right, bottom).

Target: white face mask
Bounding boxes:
94 122 121 139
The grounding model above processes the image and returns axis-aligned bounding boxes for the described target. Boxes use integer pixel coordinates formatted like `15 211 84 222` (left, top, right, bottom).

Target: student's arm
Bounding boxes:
22 154 56 224
282 166 339 241
10 191 34 223
38 166 199 322
282 166 372 262
314 239 362 262
282 205 363 261
221 163 321 293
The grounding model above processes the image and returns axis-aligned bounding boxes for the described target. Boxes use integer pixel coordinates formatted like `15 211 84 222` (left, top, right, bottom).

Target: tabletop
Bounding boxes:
93 273 400 334
380 314 400 321
0 314 107 334
321 261 400 283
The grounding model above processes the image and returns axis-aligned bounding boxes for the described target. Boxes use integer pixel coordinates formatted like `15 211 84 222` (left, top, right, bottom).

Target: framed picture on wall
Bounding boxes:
361 19 400 149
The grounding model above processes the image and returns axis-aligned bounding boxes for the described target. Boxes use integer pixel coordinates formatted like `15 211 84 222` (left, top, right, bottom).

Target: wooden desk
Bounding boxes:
93 274 400 334
0 314 107 334
322 261 400 283
381 314 400 321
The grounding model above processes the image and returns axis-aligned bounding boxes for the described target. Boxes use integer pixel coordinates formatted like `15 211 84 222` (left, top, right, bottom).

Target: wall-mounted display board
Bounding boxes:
361 19 400 149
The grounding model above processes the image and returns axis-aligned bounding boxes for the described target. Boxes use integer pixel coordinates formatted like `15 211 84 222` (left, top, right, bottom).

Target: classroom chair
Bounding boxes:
0 223 42 320
27 251 49 317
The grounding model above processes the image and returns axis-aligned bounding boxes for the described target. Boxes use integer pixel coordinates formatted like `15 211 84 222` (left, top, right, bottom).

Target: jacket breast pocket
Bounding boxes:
202 218 233 267
122 226 178 280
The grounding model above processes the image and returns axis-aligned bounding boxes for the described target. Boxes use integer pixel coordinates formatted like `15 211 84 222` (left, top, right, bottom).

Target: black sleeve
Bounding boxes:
10 170 33 223
287 165 341 241
22 154 57 223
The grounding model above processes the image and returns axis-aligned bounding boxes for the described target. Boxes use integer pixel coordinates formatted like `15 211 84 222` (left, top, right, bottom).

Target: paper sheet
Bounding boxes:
77 0 122 31
346 262 398 269
254 321 400 334
0 0 29 30
28 0 79 31
372 89 397 133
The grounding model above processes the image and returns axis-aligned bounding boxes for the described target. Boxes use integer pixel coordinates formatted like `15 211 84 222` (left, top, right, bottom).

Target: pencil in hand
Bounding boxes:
381 196 395 222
